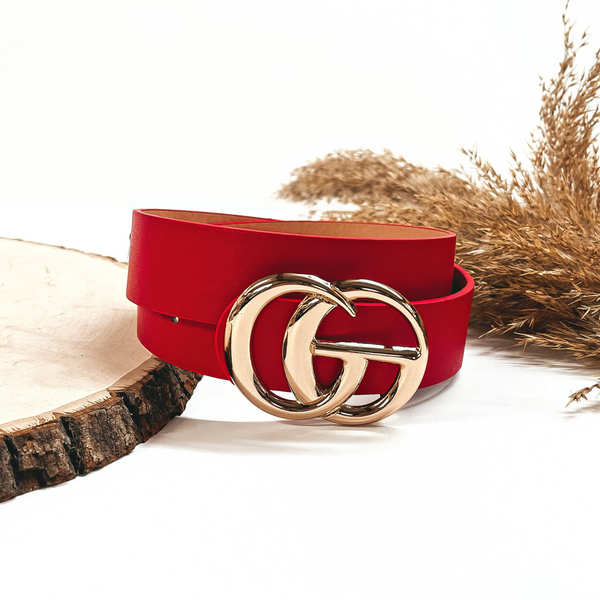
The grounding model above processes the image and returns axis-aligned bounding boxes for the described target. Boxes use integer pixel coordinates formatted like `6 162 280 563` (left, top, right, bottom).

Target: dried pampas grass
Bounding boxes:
278 11 600 402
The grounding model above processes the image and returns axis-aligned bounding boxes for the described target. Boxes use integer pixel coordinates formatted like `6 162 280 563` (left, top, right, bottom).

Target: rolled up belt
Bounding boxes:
126 209 474 424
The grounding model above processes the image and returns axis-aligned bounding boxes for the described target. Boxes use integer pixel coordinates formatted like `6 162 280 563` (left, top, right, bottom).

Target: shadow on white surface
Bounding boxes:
147 375 457 454
563 396 600 416
467 326 600 374
467 327 600 415
141 325 600 458
148 415 402 454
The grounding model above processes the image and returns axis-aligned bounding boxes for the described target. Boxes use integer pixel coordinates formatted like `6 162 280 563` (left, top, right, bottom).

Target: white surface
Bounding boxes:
2 2 600 599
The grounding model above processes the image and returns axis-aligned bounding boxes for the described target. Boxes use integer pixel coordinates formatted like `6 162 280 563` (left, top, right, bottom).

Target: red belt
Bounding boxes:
126 209 474 424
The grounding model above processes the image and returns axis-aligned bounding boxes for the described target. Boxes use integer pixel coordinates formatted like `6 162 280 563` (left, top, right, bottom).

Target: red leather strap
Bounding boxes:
127 209 474 394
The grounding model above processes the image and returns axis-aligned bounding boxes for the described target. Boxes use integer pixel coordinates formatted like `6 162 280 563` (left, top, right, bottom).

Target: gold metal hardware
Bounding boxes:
224 273 428 425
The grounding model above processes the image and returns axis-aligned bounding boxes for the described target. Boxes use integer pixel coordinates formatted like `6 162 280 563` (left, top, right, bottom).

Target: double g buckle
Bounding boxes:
224 274 428 425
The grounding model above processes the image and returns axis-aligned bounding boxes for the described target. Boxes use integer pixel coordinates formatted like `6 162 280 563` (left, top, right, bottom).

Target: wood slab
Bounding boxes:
0 238 202 502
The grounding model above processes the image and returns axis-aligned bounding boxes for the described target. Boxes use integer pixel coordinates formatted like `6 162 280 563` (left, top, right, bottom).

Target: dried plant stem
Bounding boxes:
278 11 600 402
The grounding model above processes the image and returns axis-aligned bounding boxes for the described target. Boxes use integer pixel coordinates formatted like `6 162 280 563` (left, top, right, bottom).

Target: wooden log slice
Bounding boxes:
0 238 202 502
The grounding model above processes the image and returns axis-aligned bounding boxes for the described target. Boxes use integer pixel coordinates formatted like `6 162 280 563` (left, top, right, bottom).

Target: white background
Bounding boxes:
2 1 600 599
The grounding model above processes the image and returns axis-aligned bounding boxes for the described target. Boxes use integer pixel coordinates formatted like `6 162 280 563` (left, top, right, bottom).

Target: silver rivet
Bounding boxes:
171 316 179 324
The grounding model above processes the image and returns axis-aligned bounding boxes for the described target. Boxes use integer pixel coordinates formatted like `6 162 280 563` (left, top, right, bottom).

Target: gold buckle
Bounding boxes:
224 273 428 425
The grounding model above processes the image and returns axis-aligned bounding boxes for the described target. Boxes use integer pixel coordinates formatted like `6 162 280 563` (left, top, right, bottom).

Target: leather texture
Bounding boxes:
127 209 474 394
